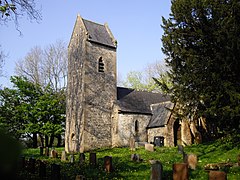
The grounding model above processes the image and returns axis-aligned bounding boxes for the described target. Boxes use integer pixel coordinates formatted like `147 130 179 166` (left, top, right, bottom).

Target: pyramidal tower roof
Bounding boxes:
79 16 117 48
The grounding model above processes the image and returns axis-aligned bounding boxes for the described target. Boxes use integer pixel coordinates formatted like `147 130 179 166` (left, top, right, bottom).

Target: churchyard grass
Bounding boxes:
19 134 240 179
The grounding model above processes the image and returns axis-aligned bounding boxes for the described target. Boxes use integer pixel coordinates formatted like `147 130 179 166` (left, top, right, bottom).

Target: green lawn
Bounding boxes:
19 134 240 179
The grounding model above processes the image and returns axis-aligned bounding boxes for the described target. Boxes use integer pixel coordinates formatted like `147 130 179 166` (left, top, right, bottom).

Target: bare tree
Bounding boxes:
0 0 41 27
15 40 68 91
0 45 5 77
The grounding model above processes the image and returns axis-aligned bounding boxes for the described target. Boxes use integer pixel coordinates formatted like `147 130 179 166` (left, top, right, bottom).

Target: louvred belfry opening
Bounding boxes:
98 57 104 73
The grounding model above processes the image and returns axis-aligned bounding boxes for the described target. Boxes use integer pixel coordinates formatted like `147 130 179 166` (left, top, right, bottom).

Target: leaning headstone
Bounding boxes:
40 146 44 156
29 157 36 173
51 163 61 180
178 145 184 154
104 156 113 173
150 160 163 180
89 152 97 166
129 137 135 151
39 161 46 178
76 175 85 180
173 163 189 180
145 143 155 152
209 171 227 180
186 154 197 170
50 149 58 158
45 147 49 156
61 151 67 161
79 153 85 164
70 154 75 163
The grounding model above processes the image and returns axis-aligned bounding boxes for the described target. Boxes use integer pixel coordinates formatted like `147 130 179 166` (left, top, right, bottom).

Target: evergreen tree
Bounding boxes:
161 0 240 132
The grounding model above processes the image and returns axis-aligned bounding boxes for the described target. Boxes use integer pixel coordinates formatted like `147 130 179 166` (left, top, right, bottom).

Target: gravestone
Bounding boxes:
186 154 197 170
29 157 36 173
79 153 85 164
150 160 163 180
50 149 58 158
76 175 85 180
89 152 97 166
40 146 44 156
70 154 75 163
131 154 142 162
145 143 155 152
173 163 189 180
61 151 67 161
129 137 135 151
51 164 61 180
39 161 46 178
45 147 49 156
178 145 184 154
104 156 113 173
209 171 227 180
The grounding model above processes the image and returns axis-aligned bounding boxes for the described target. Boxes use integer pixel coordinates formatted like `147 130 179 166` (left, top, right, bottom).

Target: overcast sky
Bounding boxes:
0 0 171 87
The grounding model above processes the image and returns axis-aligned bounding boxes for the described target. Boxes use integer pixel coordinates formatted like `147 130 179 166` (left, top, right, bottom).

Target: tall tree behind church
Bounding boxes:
161 0 240 133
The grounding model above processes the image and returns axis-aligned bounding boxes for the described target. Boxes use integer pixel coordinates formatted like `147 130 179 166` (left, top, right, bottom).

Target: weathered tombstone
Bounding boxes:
186 154 197 170
39 161 46 178
209 171 227 180
51 163 61 180
70 154 75 163
61 151 67 161
135 142 139 148
131 154 142 162
79 153 85 164
129 137 135 151
150 160 163 180
104 156 113 173
40 146 44 156
29 157 36 174
183 152 188 163
145 143 155 152
177 145 184 154
76 175 85 180
50 149 58 158
173 163 189 180
45 147 49 156
89 152 97 166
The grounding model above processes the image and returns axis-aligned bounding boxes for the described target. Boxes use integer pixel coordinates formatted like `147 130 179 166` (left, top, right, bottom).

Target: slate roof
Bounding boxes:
82 19 116 48
147 102 174 128
117 87 170 114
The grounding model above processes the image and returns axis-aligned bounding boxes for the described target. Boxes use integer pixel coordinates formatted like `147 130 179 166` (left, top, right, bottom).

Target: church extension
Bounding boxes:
65 15 201 152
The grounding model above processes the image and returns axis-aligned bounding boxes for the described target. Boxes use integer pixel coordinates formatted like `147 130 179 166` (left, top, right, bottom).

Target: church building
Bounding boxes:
65 15 194 152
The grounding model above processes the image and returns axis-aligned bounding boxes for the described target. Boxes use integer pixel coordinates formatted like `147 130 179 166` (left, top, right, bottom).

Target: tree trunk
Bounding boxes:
39 134 44 147
49 135 54 147
57 134 62 147
45 135 49 147
32 133 38 148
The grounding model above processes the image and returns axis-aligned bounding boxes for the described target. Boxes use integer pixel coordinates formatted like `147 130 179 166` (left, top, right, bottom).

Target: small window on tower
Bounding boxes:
135 120 139 132
98 57 104 73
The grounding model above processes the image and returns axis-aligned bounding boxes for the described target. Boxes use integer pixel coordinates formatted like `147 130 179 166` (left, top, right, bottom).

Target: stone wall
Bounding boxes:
112 113 151 147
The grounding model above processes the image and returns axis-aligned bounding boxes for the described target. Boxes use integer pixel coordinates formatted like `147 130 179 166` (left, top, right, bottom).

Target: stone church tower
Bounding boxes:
65 15 117 152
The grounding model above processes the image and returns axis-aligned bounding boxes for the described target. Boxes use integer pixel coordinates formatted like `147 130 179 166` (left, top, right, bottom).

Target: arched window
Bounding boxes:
135 120 139 132
98 57 104 73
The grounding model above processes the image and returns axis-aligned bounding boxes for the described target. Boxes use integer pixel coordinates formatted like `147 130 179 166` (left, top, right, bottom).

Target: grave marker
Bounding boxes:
89 152 97 166
104 156 113 172
145 143 155 152
173 163 189 180
150 160 163 180
45 147 49 156
51 149 58 158
178 145 184 154
209 171 227 180
129 137 135 151
70 154 75 163
79 153 85 164
186 154 197 170
61 151 67 161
